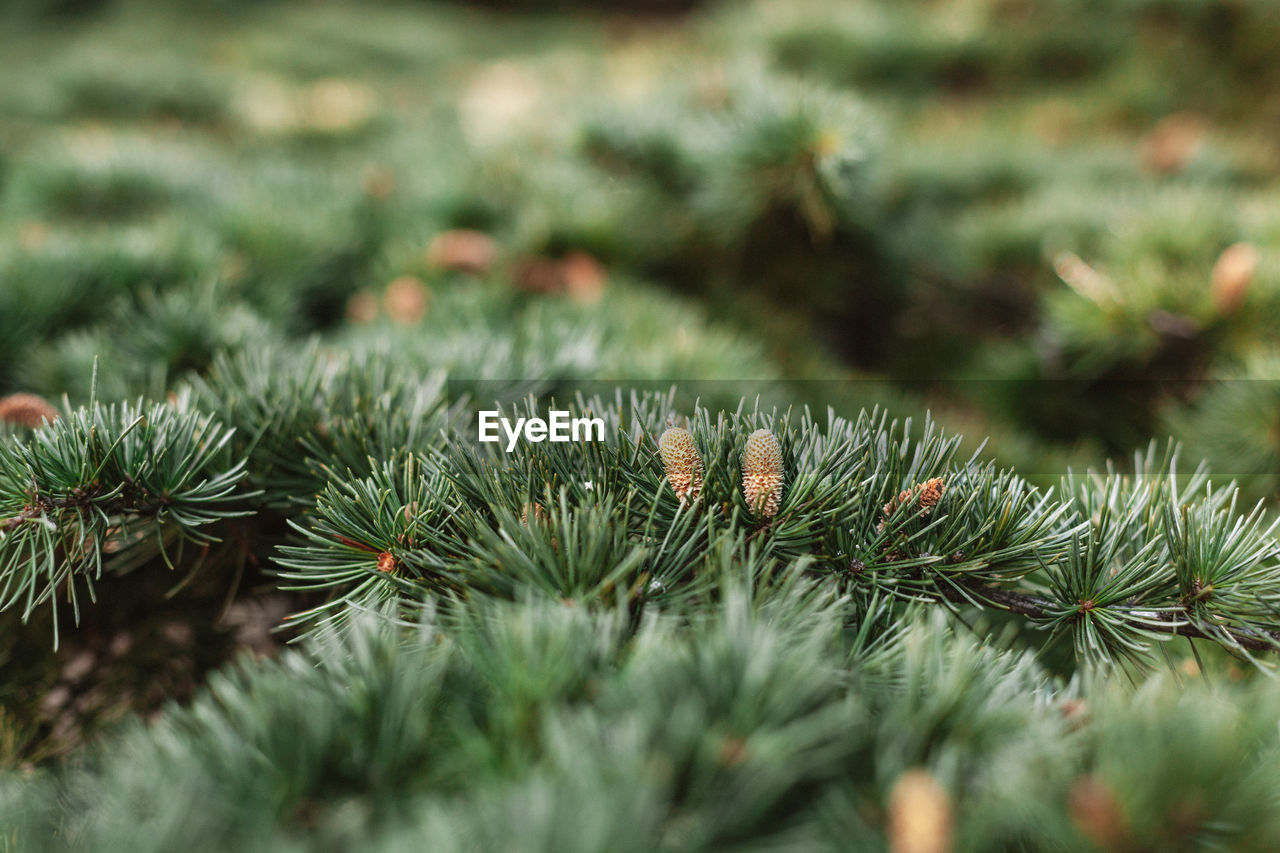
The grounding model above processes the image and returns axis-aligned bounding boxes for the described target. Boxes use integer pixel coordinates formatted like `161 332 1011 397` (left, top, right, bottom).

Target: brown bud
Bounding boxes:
659 427 703 503
426 229 496 275
718 736 748 767
562 251 607 305
1139 111 1206 175
376 552 397 574
346 289 380 324
0 393 60 429
383 275 430 325
917 478 945 514
883 478 946 522
887 768 952 853
1211 242 1259 316
741 428 784 519
520 501 550 525
1068 776 1128 852
511 256 564 295
1060 698 1088 720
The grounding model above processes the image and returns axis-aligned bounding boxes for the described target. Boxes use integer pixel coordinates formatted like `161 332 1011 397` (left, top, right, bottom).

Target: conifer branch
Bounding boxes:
0 393 255 644
942 576 1280 653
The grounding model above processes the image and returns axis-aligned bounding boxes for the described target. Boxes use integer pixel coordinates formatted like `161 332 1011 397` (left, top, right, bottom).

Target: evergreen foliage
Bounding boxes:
3 0 1280 849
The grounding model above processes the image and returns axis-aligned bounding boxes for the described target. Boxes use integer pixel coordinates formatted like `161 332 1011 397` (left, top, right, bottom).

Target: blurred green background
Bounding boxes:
2 0 1278 484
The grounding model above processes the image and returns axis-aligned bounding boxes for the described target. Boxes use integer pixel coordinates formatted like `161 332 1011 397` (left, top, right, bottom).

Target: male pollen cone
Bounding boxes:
741 428 783 518
659 427 703 502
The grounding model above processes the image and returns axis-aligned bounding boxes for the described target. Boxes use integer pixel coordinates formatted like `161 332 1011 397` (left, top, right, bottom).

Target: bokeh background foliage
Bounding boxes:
3 0 1280 850
2 0 1278 478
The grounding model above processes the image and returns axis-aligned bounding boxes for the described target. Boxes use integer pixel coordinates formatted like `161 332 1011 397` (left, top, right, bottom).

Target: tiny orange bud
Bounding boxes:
383 276 430 325
1139 111 1206 175
1211 242 1259 316
1069 776 1128 851
520 502 550 525
511 256 564 295
562 251 606 305
718 736 748 767
917 478 945 514
426 229 496 275
883 478 946 522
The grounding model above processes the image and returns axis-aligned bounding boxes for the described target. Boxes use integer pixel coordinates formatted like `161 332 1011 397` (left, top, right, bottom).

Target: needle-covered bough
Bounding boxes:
4 376 1280 674
8 372 1280 851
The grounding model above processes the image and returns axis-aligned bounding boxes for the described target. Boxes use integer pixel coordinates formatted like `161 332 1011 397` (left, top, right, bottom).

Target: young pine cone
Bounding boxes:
659 427 703 502
741 428 784 519
882 477 946 520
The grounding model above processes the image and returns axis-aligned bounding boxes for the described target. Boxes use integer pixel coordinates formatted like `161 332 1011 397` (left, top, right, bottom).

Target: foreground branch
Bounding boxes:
944 577 1280 653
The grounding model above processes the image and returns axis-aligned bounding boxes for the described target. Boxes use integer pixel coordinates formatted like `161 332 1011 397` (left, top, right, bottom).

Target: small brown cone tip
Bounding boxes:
346 289 380 324
376 552 397 574
659 427 703 503
741 428 783 519
917 477 945 514
717 736 748 767
426 229 497 275
512 256 565 295
562 251 607 305
887 769 953 853
1068 776 1128 852
0 393 60 429
1211 242 1260 317
508 252 607 301
1139 111 1207 175
520 501 549 525
383 275 430 325
883 478 946 522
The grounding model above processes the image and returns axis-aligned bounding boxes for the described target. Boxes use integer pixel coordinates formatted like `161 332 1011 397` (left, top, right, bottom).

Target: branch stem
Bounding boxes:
944 577 1280 653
